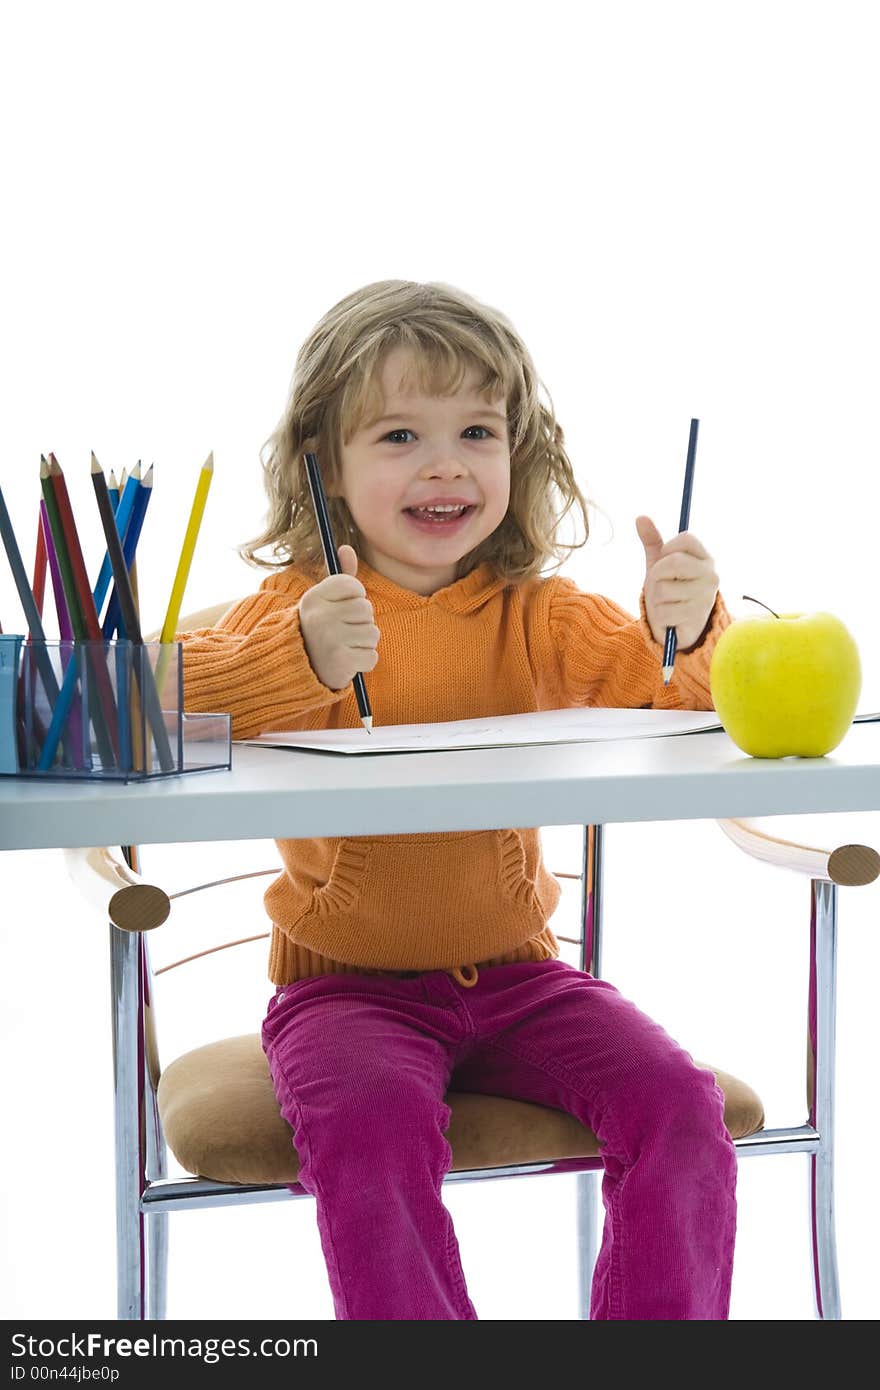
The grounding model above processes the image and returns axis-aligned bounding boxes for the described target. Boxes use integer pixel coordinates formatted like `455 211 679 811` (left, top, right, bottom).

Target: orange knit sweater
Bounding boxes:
178 560 730 986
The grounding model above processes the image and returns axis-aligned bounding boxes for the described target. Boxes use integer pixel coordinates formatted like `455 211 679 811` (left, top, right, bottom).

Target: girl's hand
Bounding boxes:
636 515 719 650
298 545 381 689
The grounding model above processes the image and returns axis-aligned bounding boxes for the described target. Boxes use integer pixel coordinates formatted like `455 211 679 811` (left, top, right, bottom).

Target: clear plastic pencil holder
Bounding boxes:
0 636 231 781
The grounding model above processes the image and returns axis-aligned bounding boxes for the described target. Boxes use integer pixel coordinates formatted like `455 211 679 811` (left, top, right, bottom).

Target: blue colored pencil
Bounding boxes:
114 641 131 772
90 457 174 772
93 463 141 620
102 465 153 639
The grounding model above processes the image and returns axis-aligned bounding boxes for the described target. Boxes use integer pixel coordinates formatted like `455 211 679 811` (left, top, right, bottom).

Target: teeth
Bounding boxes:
412 505 467 514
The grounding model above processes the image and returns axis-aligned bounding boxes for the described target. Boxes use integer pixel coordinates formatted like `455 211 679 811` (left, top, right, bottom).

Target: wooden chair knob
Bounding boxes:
108 883 171 933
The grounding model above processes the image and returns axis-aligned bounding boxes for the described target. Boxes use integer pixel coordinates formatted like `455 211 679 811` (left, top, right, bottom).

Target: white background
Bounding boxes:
1 0 879 1322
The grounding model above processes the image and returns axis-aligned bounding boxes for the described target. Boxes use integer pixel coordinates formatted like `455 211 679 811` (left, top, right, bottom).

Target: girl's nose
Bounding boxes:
422 449 468 478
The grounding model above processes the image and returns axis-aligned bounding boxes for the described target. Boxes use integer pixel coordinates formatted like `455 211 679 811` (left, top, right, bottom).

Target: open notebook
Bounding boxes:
239 706 728 756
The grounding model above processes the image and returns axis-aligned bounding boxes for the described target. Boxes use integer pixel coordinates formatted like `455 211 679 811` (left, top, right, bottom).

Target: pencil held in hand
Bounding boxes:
662 417 700 685
303 452 373 733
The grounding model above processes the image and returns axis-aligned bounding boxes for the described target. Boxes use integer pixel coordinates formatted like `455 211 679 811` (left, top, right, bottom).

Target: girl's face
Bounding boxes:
336 347 511 595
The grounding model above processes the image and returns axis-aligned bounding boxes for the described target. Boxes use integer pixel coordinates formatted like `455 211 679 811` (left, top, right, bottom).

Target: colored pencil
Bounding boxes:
0 478 61 696
41 500 73 641
42 499 85 757
115 466 142 766
154 452 213 699
662 418 700 685
43 455 119 767
40 458 81 637
93 463 140 620
47 455 106 643
102 464 153 639
100 456 142 768
32 514 47 617
159 452 214 643
90 457 175 772
127 464 142 628
38 501 84 764
95 456 139 768
36 461 94 771
0 478 66 763
111 463 144 768
17 511 49 757
304 451 372 732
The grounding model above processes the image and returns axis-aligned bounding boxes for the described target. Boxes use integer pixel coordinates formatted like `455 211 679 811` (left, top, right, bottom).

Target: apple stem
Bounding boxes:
742 594 780 619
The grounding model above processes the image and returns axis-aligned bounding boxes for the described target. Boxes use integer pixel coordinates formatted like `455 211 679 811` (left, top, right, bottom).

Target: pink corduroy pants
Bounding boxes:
261 958 737 1320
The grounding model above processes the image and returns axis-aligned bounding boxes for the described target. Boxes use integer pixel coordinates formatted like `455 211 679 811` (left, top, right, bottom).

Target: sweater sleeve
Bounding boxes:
176 571 347 740
543 578 732 711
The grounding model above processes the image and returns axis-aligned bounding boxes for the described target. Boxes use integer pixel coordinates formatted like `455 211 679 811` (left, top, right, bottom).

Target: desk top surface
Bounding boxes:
2 721 880 851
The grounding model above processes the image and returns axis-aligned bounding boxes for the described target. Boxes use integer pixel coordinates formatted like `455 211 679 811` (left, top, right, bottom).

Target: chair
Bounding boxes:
65 603 880 1322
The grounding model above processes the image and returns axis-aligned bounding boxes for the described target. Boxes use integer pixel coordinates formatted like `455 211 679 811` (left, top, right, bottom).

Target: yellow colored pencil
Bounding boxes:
155 452 214 699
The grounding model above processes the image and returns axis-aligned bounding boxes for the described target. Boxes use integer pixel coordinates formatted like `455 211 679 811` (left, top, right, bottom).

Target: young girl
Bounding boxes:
179 279 737 1321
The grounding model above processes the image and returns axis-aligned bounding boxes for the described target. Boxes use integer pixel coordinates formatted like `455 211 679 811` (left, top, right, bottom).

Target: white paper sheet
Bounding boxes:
238 706 729 756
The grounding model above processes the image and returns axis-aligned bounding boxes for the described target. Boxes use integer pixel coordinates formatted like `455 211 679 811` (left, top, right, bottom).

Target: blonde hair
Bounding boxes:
241 279 593 581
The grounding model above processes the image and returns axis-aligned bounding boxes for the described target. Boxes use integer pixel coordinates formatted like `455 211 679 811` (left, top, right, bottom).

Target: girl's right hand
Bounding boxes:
298 545 381 690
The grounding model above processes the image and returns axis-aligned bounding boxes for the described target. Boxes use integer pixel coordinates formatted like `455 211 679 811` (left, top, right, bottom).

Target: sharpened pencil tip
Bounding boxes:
662 667 674 684
141 464 154 486
361 716 373 734
90 454 101 473
204 451 214 470
39 456 49 477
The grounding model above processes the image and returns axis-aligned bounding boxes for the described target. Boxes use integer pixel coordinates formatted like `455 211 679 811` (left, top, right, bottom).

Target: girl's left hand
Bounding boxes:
636 515 719 650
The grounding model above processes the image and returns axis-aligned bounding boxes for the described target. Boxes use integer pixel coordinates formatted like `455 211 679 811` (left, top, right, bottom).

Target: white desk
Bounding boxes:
2 722 880 851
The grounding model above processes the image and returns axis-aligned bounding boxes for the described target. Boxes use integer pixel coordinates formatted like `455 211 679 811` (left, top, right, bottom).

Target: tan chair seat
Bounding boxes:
158 1034 765 1186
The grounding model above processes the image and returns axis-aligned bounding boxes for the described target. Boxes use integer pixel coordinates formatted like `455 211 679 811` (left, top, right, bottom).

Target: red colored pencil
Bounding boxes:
46 453 120 766
47 454 104 639
32 512 47 617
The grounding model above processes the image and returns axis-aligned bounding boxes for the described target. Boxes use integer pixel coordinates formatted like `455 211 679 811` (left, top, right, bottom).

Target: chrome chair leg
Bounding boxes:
574 825 604 1319
575 1169 600 1318
146 1214 169 1320
808 879 841 1319
110 920 147 1319
143 934 169 1320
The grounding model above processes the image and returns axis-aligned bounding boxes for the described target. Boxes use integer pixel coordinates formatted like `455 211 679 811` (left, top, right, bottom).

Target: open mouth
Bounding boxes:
403 504 476 528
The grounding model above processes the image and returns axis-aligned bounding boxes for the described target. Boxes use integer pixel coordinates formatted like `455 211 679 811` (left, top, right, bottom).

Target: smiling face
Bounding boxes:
335 347 511 594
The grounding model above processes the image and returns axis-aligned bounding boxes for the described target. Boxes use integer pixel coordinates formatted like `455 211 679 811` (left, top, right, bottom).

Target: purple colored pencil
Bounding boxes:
39 499 85 763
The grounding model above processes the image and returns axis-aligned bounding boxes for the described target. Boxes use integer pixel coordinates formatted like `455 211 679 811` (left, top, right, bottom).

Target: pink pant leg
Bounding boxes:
262 973 476 1320
453 960 738 1320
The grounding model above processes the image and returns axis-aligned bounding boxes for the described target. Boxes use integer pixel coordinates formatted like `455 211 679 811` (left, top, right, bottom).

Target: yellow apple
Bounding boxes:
709 603 861 758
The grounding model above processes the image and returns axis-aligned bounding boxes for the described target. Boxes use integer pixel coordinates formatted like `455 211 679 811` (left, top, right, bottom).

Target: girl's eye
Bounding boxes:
381 426 493 444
